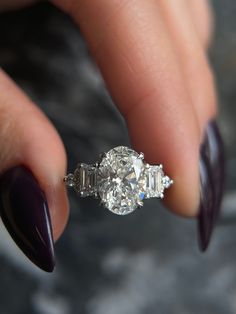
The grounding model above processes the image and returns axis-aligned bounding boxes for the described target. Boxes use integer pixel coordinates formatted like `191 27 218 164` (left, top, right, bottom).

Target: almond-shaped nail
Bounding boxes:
197 120 225 251
0 166 55 272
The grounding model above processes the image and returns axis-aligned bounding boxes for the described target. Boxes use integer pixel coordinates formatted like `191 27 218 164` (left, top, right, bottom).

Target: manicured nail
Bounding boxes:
197 120 225 251
0 166 55 272
206 121 225 214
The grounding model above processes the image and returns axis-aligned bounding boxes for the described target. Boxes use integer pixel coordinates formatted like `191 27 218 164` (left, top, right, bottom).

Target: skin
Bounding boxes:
0 0 216 241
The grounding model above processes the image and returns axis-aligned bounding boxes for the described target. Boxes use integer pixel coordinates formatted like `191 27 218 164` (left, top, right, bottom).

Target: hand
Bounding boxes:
0 0 223 271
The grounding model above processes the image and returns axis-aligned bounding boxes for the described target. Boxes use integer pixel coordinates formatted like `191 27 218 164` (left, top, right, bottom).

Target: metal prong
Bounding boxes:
159 164 163 169
160 193 164 199
139 152 144 160
94 192 99 199
80 191 85 197
138 200 144 208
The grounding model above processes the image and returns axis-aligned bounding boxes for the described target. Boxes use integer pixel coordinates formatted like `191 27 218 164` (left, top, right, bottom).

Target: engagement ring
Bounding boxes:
64 146 173 215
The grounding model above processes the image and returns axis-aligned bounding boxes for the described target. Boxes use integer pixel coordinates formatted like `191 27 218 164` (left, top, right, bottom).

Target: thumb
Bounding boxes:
0 70 69 272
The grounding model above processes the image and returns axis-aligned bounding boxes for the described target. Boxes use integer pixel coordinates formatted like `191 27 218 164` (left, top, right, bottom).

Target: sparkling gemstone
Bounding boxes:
98 146 146 215
145 166 165 198
74 163 97 197
162 176 173 189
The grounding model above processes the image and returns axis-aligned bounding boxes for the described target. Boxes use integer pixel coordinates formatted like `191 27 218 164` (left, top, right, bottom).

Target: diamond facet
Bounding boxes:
98 146 146 215
145 165 165 198
74 163 98 197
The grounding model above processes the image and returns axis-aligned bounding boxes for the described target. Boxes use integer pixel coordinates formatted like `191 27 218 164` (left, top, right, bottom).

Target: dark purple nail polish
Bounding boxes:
197 120 225 251
0 166 55 272
206 121 225 215
198 148 215 251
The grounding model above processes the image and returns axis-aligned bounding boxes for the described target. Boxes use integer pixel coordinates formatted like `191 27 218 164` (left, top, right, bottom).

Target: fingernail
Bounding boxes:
0 166 55 272
197 120 225 251
206 120 225 213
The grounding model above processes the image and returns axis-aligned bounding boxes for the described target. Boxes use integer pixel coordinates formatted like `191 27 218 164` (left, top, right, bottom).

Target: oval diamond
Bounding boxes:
98 146 146 215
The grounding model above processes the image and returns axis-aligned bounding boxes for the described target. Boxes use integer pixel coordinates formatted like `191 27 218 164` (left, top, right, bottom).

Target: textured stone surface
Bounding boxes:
0 1 235 314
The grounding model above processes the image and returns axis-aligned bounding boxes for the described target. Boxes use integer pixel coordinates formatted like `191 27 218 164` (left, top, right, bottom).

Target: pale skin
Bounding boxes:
0 0 216 240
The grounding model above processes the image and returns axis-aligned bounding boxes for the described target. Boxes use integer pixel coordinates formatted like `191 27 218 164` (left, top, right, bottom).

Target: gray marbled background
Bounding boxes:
0 1 235 313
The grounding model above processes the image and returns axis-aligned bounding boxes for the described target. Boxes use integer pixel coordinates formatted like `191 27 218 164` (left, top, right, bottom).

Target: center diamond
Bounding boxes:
98 146 146 215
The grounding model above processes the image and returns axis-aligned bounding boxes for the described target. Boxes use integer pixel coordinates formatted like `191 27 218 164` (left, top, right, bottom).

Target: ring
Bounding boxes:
64 146 173 215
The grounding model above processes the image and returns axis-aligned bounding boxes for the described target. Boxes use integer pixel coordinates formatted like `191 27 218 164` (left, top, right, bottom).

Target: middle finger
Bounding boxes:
159 0 217 133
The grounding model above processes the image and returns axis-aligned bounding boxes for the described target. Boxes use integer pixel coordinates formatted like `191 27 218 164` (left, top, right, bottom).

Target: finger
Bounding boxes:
187 0 214 48
159 0 217 131
0 70 68 271
53 0 201 217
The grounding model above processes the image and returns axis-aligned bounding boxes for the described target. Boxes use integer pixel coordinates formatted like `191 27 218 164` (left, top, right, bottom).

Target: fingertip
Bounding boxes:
163 172 200 218
18 105 70 241
127 94 201 218
46 178 70 241
0 70 70 246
